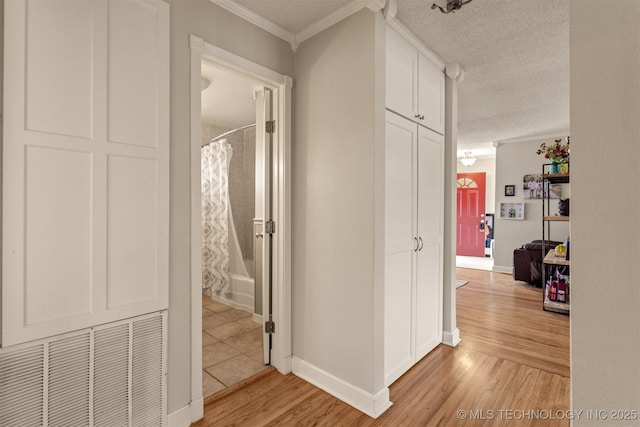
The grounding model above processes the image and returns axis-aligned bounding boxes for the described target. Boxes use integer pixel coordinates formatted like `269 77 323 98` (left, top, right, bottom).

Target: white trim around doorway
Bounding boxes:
188 34 292 423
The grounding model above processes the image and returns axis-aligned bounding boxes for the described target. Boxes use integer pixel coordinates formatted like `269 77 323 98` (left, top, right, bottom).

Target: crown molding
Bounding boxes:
365 0 387 12
210 0 388 52
496 132 570 145
296 0 385 47
209 0 296 47
445 63 466 83
383 0 397 21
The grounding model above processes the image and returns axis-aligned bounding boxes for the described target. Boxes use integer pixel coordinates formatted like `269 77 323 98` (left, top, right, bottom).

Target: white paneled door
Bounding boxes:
2 0 169 346
384 111 444 386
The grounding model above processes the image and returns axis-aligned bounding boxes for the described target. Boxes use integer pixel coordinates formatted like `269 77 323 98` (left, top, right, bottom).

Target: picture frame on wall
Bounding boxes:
505 185 515 197
523 174 562 199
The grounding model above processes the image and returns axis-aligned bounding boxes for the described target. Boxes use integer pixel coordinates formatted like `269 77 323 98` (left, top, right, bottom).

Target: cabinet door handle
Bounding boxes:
419 115 425 120
414 237 419 252
418 237 424 251
414 114 421 119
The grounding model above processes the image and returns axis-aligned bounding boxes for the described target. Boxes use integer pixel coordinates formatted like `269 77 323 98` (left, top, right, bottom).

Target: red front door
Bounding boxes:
456 172 486 257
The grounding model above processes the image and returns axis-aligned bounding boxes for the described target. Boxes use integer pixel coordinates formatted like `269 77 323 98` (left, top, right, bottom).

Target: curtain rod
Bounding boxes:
205 123 256 146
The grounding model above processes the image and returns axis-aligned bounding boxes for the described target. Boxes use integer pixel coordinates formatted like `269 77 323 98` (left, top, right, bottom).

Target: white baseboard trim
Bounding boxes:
291 357 392 418
253 313 263 324
191 397 204 423
168 404 191 427
275 354 293 374
168 398 204 427
492 265 512 274
442 328 461 347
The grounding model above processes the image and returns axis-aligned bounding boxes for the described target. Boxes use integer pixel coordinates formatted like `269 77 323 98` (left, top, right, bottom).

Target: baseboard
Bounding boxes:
274 354 292 374
291 357 392 418
168 403 191 427
191 397 204 423
492 265 512 274
252 313 263 324
168 398 204 427
442 328 461 347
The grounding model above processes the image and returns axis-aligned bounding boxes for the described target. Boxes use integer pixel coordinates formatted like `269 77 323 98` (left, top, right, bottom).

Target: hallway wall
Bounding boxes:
292 9 386 396
167 0 293 414
570 0 640 419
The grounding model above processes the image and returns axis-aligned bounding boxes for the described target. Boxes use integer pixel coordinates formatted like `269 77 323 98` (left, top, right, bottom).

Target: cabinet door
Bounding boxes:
415 126 444 359
386 28 419 122
418 55 445 135
384 111 416 385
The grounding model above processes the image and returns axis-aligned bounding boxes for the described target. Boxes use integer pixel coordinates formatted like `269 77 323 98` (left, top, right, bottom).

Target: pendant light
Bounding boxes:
460 151 477 167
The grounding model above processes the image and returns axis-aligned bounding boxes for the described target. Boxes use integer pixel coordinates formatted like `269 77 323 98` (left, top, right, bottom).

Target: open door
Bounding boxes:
255 88 274 364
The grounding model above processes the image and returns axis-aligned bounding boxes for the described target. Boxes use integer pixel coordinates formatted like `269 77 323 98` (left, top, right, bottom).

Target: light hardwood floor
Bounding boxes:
193 269 570 426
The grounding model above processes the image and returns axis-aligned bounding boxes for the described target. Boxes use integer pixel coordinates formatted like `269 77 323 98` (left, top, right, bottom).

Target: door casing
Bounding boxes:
188 34 292 419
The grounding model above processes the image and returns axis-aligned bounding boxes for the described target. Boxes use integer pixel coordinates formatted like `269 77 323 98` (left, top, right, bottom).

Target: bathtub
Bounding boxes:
209 207 255 314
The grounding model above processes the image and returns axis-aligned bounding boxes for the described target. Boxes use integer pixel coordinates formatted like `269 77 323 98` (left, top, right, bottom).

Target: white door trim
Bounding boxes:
188 34 292 419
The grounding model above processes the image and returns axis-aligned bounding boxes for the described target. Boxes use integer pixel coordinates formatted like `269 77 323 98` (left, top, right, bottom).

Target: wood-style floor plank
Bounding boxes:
193 269 570 426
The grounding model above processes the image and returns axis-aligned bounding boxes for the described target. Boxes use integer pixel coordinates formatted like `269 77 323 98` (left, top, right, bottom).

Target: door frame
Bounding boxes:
188 34 292 414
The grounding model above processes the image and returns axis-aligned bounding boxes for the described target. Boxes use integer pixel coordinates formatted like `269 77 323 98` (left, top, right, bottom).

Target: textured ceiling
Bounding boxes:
206 0 570 157
398 0 570 155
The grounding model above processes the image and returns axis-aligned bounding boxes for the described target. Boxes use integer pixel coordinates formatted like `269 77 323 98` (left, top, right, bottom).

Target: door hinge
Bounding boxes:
266 120 276 134
265 320 275 334
265 220 276 234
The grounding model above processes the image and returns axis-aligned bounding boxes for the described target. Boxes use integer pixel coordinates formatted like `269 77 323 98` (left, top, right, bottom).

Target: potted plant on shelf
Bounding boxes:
537 137 570 173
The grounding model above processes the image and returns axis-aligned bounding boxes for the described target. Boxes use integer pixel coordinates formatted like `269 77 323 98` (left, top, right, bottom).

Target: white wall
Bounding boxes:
570 1 640 422
166 0 293 413
457 157 496 214
493 138 569 272
292 9 386 394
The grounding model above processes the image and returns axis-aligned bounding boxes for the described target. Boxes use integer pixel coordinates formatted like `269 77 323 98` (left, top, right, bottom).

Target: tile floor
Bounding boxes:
202 294 268 398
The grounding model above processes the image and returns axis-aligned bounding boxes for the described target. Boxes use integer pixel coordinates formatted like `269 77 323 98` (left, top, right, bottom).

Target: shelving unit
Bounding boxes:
542 164 570 314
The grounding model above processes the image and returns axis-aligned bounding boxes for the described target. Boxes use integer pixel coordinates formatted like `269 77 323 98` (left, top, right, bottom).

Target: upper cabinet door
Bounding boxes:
2 0 169 347
386 26 445 135
418 55 445 135
386 27 419 121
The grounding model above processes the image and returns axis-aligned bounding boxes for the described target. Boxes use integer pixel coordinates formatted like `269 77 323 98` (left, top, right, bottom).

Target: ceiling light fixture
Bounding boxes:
431 0 473 14
460 152 477 166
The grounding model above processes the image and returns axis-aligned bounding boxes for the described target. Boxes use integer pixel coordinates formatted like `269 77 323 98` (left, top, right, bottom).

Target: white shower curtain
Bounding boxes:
201 140 233 296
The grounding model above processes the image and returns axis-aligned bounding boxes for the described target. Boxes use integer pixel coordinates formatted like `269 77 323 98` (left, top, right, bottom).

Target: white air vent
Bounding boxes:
0 311 166 427
48 333 91 427
0 344 45 427
132 316 164 427
94 324 130 427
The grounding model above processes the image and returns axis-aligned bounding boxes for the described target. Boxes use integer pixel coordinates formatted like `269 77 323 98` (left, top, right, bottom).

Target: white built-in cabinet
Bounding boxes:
386 27 445 135
384 26 444 386
384 111 444 386
2 0 169 346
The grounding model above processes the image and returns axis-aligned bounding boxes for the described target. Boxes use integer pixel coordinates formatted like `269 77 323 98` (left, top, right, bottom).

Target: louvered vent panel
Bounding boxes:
0 345 44 427
94 324 130 427
48 333 91 427
132 316 164 427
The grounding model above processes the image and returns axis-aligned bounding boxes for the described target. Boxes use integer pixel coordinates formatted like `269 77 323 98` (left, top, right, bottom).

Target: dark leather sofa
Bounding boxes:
513 240 562 286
